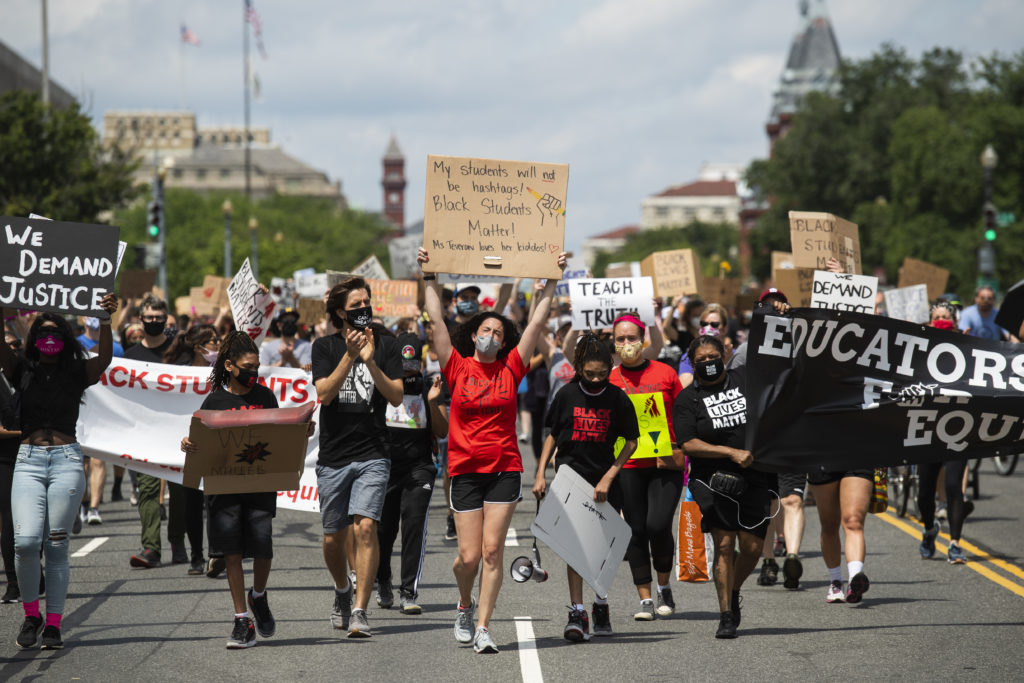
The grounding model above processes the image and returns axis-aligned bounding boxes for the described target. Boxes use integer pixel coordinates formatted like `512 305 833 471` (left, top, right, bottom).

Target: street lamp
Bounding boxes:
248 216 259 281
222 199 233 278
978 144 999 281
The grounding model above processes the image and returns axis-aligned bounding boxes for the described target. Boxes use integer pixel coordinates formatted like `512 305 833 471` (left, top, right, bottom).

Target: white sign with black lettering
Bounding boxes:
884 284 930 324
227 258 276 345
568 277 655 330
810 270 878 314
555 256 588 297
295 272 328 298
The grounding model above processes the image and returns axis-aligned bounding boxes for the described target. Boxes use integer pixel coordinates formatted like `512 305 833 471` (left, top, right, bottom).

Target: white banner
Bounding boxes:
884 284 930 323
77 358 322 512
568 277 655 330
810 270 877 314
228 258 276 345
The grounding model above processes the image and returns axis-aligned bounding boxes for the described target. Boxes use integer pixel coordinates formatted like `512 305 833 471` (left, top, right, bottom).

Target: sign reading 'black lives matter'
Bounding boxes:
0 216 121 318
745 308 1024 472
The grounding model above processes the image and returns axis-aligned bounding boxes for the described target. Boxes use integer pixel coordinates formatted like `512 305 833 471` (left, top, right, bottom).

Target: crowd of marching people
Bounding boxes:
1 247 1019 651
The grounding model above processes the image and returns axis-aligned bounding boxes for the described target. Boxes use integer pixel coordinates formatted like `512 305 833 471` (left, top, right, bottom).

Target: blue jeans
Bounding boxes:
12 443 86 615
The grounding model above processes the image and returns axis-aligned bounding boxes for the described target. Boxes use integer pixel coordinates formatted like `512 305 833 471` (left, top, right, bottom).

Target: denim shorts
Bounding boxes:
207 492 276 559
316 458 391 533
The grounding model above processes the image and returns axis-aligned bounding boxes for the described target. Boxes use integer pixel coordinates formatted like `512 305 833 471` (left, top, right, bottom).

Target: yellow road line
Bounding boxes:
891 511 1024 582
877 511 1024 598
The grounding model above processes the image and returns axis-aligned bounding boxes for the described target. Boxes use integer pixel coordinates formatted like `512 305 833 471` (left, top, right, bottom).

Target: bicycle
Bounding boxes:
991 453 1019 477
887 464 919 518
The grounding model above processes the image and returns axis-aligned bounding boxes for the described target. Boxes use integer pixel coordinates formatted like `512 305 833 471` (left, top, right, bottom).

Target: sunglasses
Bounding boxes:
699 320 722 329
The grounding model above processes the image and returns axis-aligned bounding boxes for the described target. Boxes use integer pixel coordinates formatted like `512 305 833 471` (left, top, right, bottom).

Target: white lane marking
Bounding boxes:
72 537 109 558
514 617 543 682
505 527 520 546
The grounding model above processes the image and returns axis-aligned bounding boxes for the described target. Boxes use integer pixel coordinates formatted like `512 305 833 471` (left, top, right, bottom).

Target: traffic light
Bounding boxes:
984 203 997 241
147 200 162 239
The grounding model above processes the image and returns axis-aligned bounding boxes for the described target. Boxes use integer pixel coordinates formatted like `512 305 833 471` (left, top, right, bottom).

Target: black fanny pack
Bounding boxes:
709 471 747 497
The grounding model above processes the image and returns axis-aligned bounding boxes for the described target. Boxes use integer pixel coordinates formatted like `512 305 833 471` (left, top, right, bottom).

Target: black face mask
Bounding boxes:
403 374 424 395
280 319 298 337
164 325 178 339
580 377 609 393
346 306 373 330
234 366 259 389
695 358 725 384
143 319 167 337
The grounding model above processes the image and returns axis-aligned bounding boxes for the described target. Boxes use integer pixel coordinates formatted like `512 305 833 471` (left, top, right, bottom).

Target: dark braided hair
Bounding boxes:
687 334 725 363
572 331 612 376
208 331 260 388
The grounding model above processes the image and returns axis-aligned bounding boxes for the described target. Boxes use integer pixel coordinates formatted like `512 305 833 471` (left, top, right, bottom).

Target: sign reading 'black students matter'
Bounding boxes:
0 216 120 318
744 308 1024 473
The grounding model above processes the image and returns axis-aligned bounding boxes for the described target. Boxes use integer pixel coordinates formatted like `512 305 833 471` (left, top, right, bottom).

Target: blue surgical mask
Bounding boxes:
474 334 501 356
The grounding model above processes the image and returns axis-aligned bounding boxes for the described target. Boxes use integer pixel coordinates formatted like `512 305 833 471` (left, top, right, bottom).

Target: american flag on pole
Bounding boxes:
180 24 201 46
245 0 268 59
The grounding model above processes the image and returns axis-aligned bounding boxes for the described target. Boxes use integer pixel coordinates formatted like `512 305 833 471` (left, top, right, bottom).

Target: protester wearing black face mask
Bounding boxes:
533 332 640 641
673 334 775 639
260 311 311 370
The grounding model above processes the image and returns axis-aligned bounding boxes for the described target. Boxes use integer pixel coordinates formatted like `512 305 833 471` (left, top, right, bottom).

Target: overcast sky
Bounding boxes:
3 0 1022 255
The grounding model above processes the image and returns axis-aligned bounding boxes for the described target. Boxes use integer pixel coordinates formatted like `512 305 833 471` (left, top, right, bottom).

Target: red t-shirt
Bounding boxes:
610 359 683 469
443 346 528 477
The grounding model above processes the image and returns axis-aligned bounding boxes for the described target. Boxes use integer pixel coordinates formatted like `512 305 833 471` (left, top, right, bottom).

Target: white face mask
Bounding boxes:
690 316 702 330
202 348 220 365
475 334 501 356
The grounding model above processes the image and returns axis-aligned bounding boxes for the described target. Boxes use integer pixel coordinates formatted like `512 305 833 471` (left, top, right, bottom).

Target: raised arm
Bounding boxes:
417 248 453 369
517 253 567 361
642 307 665 360
85 293 118 384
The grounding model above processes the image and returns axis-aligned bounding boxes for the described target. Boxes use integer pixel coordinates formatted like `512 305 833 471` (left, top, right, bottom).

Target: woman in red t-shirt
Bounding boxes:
608 315 685 622
418 247 567 654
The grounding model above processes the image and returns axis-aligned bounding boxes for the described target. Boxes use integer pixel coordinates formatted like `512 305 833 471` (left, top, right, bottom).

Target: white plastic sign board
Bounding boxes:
388 234 422 280
810 270 877 313
884 284 930 323
353 255 390 281
568 277 655 330
295 272 328 298
228 258 276 345
530 466 631 598
555 256 588 297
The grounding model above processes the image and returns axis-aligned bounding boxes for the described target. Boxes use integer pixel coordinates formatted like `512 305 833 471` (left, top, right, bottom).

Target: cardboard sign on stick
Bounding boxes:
228 258 276 344
175 296 192 316
297 298 326 326
568 277 655 330
772 267 815 308
640 249 702 298
200 275 230 310
811 270 878 313
604 262 640 279
771 251 795 272
789 211 861 274
189 287 217 317
898 258 949 302
884 284 930 323
372 280 418 318
0 216 120 318
530 466 631 598
183 402 315 494
422 154 567 279
701 277 740 309
120 270 157 300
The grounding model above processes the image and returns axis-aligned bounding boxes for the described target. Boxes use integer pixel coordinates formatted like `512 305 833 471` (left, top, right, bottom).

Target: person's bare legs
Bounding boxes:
811 482 842 569
89 459 106 509
350 515 379 611
568 566 584 605
839 477 871 564
735 530 764 590
782 493 805 555
452 510 483 607
323 529 350 589
476 502 517 629
711 529 737 612
226 554 247 613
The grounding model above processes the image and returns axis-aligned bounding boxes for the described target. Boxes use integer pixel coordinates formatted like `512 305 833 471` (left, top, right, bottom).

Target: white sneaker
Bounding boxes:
454 598 475 643
656 588 675 616
633 598 655 621
825 580 846 603
473 626 498 653
86 508 102 525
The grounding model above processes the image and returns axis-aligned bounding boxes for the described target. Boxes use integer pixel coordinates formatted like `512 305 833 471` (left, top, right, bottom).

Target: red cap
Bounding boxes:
759 287 788 304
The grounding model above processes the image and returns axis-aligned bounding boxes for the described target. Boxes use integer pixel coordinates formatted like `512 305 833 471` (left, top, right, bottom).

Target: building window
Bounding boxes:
173 169 183 179
683 208 696 221
712 207 725 219
196 169 207 180
220 168 231 179
655 206 669 218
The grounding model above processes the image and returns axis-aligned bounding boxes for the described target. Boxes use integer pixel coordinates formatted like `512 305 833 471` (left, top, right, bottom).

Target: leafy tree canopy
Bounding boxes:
591 221 739 280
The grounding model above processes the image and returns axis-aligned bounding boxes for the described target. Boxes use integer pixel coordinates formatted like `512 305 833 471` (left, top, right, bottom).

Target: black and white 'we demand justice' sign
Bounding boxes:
0 216 121 318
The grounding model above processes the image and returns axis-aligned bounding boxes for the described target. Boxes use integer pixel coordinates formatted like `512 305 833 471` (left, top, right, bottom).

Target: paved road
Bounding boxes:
2 457 1023 681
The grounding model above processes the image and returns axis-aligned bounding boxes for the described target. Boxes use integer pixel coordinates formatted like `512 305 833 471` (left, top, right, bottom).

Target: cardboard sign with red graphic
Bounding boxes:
227 258 275 344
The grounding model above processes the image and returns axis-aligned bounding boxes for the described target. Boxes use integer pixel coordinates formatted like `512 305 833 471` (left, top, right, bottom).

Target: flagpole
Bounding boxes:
179 37 185 109
243 1 252 201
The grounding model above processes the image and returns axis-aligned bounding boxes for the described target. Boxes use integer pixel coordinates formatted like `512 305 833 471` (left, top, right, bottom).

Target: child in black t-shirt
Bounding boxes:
532 332 639 642
180 332 313 649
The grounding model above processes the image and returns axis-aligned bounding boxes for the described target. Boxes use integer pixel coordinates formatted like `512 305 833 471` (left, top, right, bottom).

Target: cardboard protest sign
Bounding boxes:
884 284 930 323
422 154 567 279
200 275 230 311
227 258 276 344
298 297 326 326
353 254 390 281
640 249 702 298
898 258 949 302
555 255 588 297
120 269 157 299
701 277 740 309
436 273 513 286
175 296 192 316
772 267 814 308
183 402 315 494
531 466 631 598
388 234 422 280
789 211 861 274
372 280 418 318
189 287 217 317
0 216 120 318
736 292 758 313
295 272 328 298
568 277 655 330
811 271 878 313
614 392 672 459
771 251 795 272
604 262 640 279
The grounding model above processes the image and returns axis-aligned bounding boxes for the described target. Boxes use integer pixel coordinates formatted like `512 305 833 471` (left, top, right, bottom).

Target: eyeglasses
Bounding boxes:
700 320 722 328
141 315 167 323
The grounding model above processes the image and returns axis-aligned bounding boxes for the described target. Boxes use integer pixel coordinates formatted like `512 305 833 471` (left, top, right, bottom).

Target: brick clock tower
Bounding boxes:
382 136 406 233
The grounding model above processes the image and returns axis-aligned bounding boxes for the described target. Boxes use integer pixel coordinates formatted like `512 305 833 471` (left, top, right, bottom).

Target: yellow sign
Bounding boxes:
615 392 672 459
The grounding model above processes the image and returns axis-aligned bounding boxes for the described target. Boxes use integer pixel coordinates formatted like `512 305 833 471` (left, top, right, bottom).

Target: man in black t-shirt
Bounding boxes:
312 277 403 638
125 295 175 570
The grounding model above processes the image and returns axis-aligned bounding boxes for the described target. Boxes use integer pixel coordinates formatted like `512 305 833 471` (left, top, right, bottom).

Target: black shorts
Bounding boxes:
449 472 521 513
806 469 873 486
689 472 774 539
778 472 807 499
207 492 276 559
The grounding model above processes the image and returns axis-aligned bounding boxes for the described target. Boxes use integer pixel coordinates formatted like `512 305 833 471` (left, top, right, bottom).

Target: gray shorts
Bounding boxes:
316 458 391 534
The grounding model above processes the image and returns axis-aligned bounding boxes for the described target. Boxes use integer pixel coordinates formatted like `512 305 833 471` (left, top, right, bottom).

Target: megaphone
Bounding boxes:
510 541 548 583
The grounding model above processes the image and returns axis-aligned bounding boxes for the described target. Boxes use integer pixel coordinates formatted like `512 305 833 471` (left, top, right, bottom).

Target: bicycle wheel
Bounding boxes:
992 453 1019 476
898 469 914 518
969 459 982 500
888 467 905 516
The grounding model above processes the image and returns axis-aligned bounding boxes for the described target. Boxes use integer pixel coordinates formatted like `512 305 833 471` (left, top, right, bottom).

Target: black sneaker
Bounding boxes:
731 590 742 627
40 625 63 650
110 486 124 503
206 556 226 579
656 587 675 616
226 616 256 649
782 554 803 590
757 559 773 586
592 603 612 635
248 589 276 638
16 615 44 649
444 515 457 541
715 611 737 639
563 607 590 642
129 548 161 569
159 504 167 521
2 582 21 603
846 572 870 604
376 580 394 609
170 542 188 565
188 557 205 576
765 558 779 585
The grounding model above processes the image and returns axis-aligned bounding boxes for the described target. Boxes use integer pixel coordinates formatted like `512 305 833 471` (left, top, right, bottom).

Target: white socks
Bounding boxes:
848 560 864 578
827 566 843 582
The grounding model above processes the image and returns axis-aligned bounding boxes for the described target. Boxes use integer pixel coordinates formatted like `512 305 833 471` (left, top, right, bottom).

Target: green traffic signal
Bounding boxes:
148 224 160 237
985 228 997 241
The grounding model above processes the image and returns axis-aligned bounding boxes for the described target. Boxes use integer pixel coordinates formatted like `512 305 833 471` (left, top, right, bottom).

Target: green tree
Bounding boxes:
591 221 739 279
746 45 1024 296
0 90 139 220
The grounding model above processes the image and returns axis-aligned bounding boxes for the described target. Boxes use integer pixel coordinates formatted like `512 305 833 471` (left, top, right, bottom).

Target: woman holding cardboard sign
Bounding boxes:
0 293 118 650
417 246 566 655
